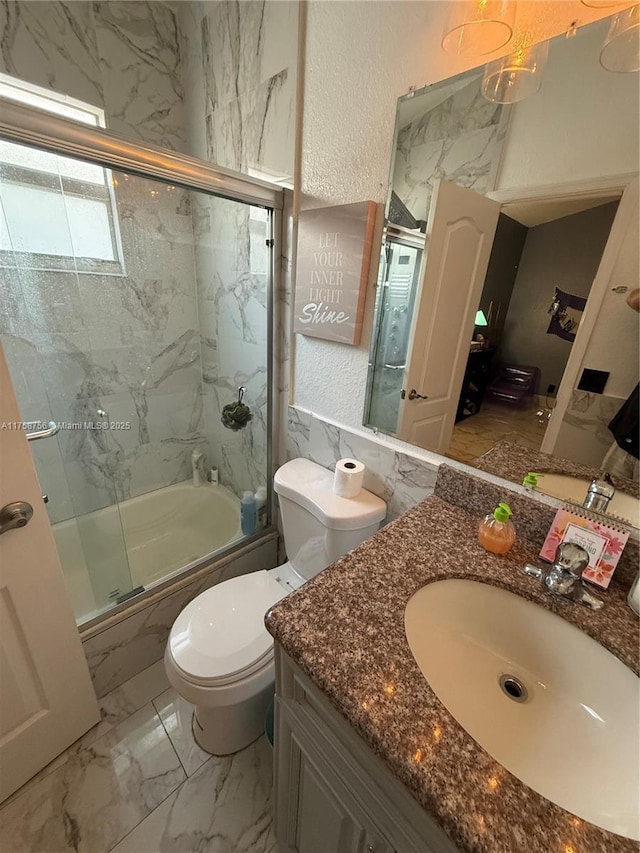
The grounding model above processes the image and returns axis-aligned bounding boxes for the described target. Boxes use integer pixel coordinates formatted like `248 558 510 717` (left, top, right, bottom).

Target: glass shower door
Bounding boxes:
0 334 134 623
365 231 424 434
0 137 135 623
0 124 273 625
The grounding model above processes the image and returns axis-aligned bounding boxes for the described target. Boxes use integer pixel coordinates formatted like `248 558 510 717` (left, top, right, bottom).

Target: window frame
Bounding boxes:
0 74 125 276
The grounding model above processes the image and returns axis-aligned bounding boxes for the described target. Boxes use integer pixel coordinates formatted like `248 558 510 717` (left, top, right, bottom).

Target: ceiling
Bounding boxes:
502 194 622 227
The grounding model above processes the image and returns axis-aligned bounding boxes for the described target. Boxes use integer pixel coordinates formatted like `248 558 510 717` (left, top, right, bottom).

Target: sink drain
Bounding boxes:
499 674 528 703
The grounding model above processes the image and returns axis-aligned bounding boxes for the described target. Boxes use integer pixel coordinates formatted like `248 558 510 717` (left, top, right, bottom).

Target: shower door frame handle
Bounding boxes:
26 421 59 441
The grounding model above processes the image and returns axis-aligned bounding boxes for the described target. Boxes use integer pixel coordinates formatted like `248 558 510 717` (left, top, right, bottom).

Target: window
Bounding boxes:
0 74 124 274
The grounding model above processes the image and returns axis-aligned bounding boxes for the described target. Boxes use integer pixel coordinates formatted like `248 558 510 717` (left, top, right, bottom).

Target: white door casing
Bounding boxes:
0 344 100 803
397 180 500 452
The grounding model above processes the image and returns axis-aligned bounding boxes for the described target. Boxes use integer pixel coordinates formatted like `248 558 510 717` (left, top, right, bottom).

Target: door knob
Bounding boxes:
0 501 34 536
407 389 429 400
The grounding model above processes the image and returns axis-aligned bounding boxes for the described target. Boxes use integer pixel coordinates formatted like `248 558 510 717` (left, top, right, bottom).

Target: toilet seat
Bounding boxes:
168 569 287 687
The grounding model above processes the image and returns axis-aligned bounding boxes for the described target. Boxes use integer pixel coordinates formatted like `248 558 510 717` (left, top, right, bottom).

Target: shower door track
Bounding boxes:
0 96 283 632
0 98 283 209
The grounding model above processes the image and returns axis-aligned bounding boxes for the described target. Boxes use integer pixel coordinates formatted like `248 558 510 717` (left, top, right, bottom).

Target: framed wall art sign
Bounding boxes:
294 201 377 346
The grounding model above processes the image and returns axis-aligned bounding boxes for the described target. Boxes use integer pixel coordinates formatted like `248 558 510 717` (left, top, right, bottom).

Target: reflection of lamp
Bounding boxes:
441 0 515 56
475 309 489 326
481 39 549 103
599 4 640 72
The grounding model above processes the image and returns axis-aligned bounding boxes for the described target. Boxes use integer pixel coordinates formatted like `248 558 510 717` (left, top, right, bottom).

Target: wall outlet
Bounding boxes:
547 383 556 394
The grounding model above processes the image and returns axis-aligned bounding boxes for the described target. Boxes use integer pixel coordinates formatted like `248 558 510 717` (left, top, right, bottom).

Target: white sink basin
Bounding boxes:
405 579 640 839
535 472 640 528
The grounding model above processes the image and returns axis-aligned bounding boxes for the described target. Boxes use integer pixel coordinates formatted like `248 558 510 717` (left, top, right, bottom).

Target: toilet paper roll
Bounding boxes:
333 458 365 498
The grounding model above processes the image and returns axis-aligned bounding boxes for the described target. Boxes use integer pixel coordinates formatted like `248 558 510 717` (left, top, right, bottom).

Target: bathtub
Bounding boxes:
52 482 242 623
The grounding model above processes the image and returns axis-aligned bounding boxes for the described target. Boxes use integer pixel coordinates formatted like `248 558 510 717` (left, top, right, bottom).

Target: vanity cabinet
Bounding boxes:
273 646 459 853
285 728 395 853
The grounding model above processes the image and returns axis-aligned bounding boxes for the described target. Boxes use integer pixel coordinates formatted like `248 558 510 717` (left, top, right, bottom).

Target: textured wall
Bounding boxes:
293 4 638 437
295 1 448 428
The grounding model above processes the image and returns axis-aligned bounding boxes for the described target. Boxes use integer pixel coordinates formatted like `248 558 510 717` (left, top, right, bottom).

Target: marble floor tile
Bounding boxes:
1 661 171 809
0 704 185 853
112 736 278 853
100 659 171 729
153 687 210 776
447 401 547 465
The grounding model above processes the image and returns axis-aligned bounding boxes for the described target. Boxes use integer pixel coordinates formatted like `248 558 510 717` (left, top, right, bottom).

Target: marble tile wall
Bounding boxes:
0 1 187 152
393 73 508 222
93 2 186 151
552 389 629 472
287 406 439 523
178 0 298 177
192 194 271 497
178 0 298 496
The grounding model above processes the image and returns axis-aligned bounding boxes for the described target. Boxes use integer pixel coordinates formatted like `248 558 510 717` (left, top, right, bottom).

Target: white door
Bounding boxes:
397 180 500 452
0 345 100 803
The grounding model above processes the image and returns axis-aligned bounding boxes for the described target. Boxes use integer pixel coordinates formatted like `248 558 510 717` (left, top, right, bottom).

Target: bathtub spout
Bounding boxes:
191 448 205 488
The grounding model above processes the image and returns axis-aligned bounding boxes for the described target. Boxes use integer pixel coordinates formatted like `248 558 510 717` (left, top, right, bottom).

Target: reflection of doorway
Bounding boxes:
364 226 423 434
446 196 620 465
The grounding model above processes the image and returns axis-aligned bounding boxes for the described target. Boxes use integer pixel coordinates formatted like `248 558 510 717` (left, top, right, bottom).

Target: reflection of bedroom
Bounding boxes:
447 197 620 466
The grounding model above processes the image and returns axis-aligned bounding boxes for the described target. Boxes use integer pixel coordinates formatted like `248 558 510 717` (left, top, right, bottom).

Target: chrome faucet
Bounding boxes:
583 472 615 514
524 542 603 610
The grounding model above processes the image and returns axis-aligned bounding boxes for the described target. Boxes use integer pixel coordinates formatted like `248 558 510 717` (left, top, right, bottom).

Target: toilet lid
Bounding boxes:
168 570 287 684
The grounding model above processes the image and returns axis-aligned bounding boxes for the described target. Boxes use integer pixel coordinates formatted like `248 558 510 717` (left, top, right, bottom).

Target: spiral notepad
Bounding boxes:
539 506 630 590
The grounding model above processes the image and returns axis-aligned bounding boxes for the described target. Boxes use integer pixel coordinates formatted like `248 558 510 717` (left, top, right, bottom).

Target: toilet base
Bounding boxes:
191 680 275 755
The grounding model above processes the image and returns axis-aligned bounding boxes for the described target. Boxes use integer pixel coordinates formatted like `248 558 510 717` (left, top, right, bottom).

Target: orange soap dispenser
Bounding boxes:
478 502 516 555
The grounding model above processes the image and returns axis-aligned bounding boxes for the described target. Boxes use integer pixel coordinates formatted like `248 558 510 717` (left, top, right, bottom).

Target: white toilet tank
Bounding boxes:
274 458 387 581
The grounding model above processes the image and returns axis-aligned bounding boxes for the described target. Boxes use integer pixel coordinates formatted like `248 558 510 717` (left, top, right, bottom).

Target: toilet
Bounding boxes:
164 457 387 755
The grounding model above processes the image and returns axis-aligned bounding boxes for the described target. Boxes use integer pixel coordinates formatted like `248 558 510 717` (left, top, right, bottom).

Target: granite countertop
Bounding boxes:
474 440 640 500
265 496 639 853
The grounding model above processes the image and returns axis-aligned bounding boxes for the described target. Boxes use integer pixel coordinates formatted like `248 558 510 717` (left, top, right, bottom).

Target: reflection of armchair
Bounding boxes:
485 363 540 407
456 348 495 422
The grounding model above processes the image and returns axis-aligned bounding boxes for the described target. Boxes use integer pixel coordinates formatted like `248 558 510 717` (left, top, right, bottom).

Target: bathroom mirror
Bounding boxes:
364 15 639 515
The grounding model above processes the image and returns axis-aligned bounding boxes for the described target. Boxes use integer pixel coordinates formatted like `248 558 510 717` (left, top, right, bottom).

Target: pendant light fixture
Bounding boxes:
481 38 550 103
441 0 515 56
599 4 640 71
